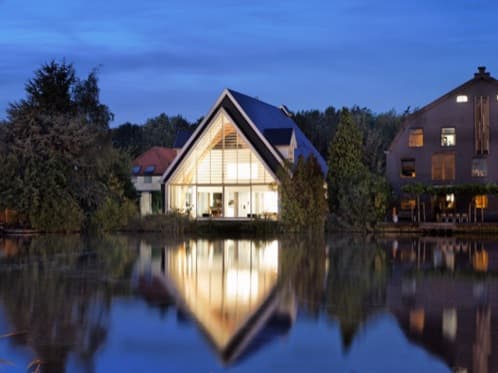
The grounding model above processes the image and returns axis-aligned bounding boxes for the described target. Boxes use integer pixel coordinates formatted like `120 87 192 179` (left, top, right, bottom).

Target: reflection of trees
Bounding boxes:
279 234 327 317
0 234 138 372
325 235 387 349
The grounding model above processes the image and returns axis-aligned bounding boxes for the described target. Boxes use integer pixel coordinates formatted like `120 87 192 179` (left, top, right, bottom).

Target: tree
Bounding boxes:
0 61 136 231
280 155 328 232
327 109 389 230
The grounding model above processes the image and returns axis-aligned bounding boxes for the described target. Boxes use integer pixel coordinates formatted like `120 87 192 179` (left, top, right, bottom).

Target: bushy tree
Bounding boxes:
327 109 389 230
0 61 136 231
280 155 328 232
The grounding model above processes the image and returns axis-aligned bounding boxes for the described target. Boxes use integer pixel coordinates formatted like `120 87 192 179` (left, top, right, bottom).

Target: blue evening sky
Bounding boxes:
1 0 497 125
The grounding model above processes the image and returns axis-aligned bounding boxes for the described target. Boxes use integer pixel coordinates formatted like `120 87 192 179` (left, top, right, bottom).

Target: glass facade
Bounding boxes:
167 110 279 218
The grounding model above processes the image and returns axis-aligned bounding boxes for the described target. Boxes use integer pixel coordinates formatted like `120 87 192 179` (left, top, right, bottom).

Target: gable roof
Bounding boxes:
388 66 498 151
132 147 177 176
162 89 327 184
227 89 328 174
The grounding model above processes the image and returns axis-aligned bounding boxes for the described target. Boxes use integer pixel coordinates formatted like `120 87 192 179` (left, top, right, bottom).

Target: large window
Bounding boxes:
401 159 416 178
168 110 278 218
432 153 455 181
472 158 487 177
441 128 456 147
408 129 423 147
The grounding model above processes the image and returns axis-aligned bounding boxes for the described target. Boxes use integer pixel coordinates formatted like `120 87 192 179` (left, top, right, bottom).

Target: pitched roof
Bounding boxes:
263 128 294 146
227 89 327 174
132 147 177 176
173 129 193 148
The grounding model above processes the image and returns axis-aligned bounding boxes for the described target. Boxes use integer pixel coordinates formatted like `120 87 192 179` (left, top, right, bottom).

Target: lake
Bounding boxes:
0 233 496 372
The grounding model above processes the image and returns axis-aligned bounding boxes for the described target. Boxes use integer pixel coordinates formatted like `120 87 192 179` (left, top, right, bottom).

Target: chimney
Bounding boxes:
475 66 490 78
280 104 293 117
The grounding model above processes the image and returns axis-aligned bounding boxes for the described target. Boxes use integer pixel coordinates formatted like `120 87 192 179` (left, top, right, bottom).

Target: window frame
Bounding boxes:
432 152 455 181
400 158 416 178
441 127 456 147
472 157 488 177
408 128 424 148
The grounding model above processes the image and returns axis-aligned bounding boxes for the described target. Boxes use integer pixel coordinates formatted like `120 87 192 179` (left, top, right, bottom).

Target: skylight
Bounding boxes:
132 165 141 175
144 165 155 174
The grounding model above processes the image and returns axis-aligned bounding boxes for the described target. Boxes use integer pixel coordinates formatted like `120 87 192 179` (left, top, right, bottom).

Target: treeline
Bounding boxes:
111 114 199 158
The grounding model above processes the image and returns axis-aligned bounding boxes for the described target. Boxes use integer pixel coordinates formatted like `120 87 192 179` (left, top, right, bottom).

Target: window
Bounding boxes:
472 158 487 177
456 95 468 103
401 199 416 210
474 195 488 208
432 153 455 181
132 165 141 175
144 165 155 174
474 96 490 154
144 175 152 183
408 128 424 147
401 159 416 178
445 193 455 210
441 128 456 147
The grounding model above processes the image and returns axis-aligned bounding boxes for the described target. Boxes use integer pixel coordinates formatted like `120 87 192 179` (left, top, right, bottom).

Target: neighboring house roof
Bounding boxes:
162 89 327 183
132 147 177 176
263 128 294 146
173 129 193 148
388 66 498 151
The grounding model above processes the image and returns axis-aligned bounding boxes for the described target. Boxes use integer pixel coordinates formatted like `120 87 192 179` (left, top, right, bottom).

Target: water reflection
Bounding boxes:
0 235 138 373
135 239 301 364
0 234 497 372
386 236 498 373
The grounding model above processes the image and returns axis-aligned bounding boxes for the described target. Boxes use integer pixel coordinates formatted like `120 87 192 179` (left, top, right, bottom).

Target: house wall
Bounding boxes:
387 79 498 214
132 176 162 192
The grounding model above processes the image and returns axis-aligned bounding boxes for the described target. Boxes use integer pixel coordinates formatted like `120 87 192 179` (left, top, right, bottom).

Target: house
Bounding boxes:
386 66 498 221
132 147 177 215
161 89 327 219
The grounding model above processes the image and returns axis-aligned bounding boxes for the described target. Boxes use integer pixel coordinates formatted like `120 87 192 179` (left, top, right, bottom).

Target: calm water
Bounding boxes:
0 234 496 372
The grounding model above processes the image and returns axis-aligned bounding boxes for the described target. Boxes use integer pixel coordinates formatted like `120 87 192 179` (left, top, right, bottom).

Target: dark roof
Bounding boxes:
227 89 327 174
132 147 177 176
263 128 294 146
173 129 193 148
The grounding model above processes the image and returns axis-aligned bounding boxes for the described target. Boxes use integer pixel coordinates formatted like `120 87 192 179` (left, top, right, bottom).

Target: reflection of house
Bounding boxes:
135 239 297 365
161 89 326 218
386 67 498 220
132 147 177 215
386 238 498 372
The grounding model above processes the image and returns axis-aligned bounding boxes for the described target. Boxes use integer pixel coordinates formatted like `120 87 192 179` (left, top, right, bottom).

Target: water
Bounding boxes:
0 233 496 372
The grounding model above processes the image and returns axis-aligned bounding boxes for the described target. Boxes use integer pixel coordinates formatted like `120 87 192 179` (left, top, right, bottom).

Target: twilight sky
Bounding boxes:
1 0 498 125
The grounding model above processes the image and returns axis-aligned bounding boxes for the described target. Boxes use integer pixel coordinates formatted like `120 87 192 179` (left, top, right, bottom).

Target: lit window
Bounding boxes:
446 193 455 209
456 95 468 103
401 159 416 178
441 128 456 147
408 128 423 147
401 199 416 210
474 195 488 208
432 153 455 181
472 158 487 177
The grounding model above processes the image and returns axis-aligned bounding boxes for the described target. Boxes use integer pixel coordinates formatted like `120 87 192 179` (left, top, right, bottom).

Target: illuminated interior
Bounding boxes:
456 95 468 103
168 110 279 218
165 239 279 350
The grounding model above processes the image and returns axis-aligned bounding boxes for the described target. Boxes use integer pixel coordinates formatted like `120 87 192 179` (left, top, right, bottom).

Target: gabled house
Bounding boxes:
161 89 326 219
386 67 498 220
132 147 177 215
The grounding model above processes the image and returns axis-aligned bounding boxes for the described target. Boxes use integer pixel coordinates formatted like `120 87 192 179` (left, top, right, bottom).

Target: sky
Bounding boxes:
1 0 498 126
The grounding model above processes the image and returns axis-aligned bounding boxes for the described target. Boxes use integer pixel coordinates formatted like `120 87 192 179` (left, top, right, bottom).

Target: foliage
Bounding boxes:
0 61 136 231
112 113 194 158
327 109 390 230
279 155 328 232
